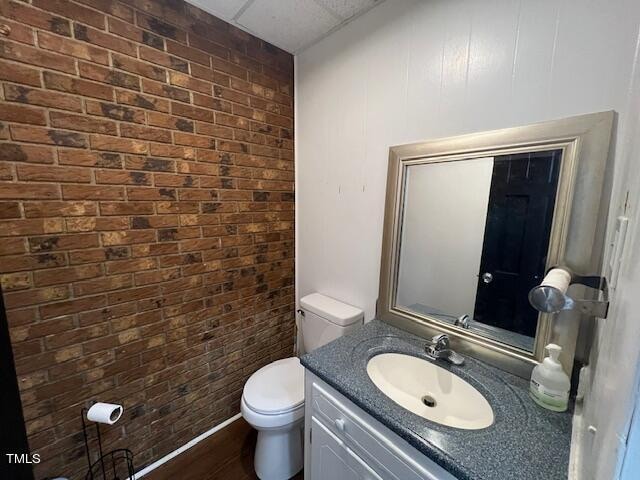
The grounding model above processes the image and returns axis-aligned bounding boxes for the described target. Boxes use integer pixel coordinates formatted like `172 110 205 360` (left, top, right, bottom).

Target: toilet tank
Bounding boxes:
299 293 363 353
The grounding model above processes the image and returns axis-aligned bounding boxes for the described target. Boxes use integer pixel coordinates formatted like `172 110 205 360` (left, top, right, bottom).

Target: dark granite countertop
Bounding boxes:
300 319 571 480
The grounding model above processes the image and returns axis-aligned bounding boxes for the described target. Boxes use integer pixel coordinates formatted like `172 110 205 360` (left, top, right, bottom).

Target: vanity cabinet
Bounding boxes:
304 372 457 480
309 417 383 480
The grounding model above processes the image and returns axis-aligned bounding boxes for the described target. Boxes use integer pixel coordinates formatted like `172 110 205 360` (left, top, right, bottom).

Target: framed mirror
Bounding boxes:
378 112 614 376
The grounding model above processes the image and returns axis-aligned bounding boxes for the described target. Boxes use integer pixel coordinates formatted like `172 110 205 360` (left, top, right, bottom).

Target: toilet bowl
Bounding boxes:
241 357 305 480
241 293 364 480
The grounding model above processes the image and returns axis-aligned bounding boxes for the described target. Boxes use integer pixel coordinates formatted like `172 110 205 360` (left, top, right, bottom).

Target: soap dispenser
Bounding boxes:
529 344 570 412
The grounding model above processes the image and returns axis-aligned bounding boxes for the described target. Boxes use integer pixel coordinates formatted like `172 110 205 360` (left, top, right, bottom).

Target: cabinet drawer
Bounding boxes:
311 381 449 480
310 417 383 480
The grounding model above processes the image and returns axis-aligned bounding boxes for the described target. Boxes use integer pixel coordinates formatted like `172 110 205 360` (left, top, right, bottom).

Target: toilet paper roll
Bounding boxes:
540 268 572 294
87 402 123 425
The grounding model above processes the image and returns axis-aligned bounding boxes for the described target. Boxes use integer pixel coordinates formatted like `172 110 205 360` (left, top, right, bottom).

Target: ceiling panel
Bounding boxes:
186 0 248 21
316 0 378 20
237 0 340 53
184 0 385 53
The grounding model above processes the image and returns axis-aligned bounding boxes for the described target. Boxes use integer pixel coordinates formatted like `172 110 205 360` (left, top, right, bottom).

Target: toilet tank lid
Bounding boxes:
299 293 363 326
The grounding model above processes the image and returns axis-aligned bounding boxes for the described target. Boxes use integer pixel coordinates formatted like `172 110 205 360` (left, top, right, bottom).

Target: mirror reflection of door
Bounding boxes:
473 150 561 340
394 149 562 352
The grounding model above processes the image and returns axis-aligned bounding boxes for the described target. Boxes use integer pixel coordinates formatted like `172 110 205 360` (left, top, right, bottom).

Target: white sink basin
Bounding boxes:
366 353 494 430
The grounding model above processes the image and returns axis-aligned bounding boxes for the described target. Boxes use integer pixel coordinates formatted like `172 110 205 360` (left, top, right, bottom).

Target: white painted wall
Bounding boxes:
396 158 493 317
296 0 640 322
296 0 640 477
573 35 640 479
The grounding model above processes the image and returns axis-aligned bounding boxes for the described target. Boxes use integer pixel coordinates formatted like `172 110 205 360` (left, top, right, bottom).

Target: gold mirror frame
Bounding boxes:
378 112 614 377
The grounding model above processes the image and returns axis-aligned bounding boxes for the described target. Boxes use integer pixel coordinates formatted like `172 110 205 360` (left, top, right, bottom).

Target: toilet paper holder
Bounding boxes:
528 266 610 318
80 402 135 480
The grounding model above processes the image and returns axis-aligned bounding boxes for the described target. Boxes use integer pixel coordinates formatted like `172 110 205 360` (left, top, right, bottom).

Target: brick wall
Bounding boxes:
0 0 294 477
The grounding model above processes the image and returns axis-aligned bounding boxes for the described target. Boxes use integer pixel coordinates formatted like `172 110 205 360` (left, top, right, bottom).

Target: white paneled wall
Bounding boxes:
296 0 640 322
296 0 640 477
577 35 640 479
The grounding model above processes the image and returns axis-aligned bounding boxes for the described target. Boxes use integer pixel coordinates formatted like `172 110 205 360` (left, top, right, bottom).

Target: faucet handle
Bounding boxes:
429 333 449 349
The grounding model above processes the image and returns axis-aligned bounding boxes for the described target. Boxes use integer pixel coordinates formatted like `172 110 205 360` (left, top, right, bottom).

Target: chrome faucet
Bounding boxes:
425 334 465 366
454 314 470 329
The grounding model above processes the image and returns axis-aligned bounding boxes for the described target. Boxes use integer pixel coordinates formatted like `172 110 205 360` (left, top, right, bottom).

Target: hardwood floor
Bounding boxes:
145 417 304 480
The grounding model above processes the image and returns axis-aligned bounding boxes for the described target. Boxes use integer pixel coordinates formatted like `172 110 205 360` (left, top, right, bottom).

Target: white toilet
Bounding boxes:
241 293 364 480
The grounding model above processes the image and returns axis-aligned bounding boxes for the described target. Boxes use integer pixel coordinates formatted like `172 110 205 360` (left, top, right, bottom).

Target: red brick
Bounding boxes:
1 271 32 291
62 185 124 200
68 247 129 265
85 100 146 124
141 78 190 103
10 125 88 148
37 31 109 65
106 257 157 275
24 201 97 218
147 112 194 132
211 55 248 80
149 143 195 159
120 124 172 143
173 132 215 148
66 217 128 232
112 53 167 82
33 264 102 287
0 1 72 37
101 230 156 246
154 173 198 188
79 62 140 91
40 295 106 319
127 187 177 201
16 164 92 183
107 18 163 50
0 163 14 181
188 32 229 60
50 112 118 135
138 45 188 73
0 218 63 237
195 122 233 138
99 201 154 215
75 0 133 21
0 202 21 219
4 285 69 308
0 143 54 164
116 90 170 113
73 274 133 296
32 0 106 30
43 71 114 101
0 60 41 87
193 92 231 112
136 12 187 43
58 150 122 169
213 85 249 105
95 171 152 186
169 71 211 95
89 135 148 154
73 23 137 57
166 40 209 66
0 183 59 200
4 84 83 112
28 233 99 252
0 40 76 74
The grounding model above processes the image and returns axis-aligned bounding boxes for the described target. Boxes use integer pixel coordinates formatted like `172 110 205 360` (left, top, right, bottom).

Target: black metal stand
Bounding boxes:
81 408 135 480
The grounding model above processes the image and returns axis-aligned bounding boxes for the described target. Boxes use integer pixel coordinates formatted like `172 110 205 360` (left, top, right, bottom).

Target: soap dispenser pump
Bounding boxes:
529 343 570 412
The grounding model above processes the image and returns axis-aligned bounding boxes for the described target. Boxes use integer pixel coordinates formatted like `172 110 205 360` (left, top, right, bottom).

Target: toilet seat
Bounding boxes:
241 396 304 429
241 357 305 428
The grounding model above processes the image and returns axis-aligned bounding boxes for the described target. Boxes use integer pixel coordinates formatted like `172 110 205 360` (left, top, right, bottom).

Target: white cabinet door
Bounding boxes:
310 417 383 480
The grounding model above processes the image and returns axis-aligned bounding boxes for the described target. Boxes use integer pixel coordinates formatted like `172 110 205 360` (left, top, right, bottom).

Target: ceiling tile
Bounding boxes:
315 0 378 20
186 0 248 22
237 0 341 52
